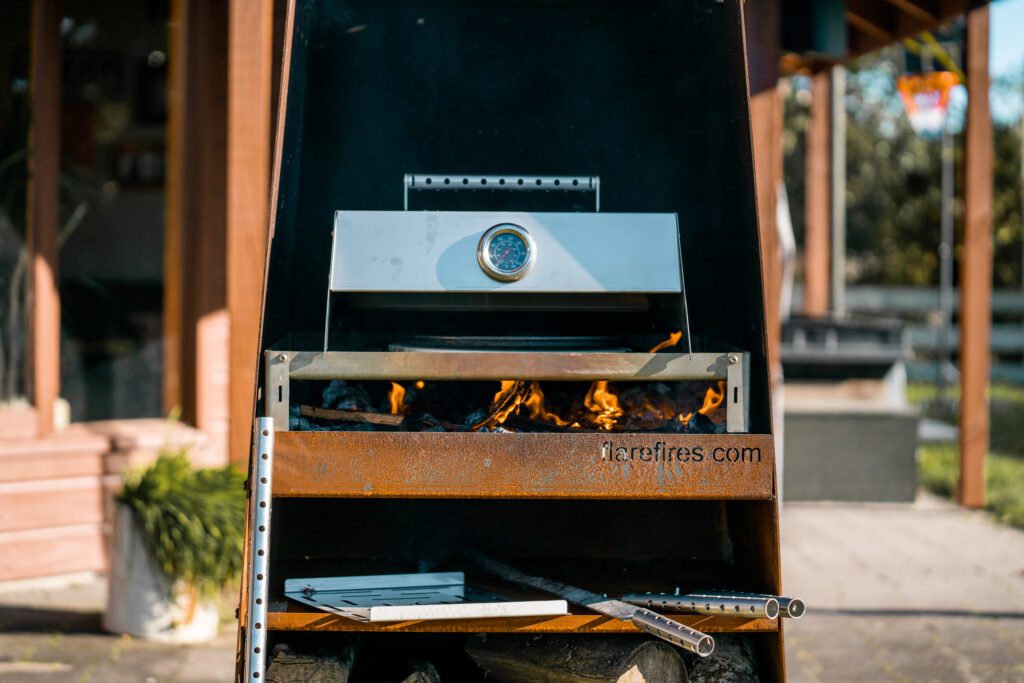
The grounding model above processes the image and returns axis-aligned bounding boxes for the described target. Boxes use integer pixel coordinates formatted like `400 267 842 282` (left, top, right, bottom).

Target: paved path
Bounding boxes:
1 494 1022 682
0 578 234 683
782 494 1024 682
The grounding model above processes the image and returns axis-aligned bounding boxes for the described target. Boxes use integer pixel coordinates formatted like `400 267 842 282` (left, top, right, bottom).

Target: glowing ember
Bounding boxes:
415 380 425 389
388 382 407 415
649 330 683 353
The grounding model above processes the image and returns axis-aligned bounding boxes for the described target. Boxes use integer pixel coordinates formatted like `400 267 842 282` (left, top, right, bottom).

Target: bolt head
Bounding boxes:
728 355 738 364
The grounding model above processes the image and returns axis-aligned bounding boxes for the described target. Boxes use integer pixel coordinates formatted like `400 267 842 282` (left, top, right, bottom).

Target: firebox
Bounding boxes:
239 0 786 681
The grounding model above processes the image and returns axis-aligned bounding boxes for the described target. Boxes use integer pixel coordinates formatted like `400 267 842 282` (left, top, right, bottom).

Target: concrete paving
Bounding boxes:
0 493 1021 682
0 577 235 683
782 494 1024 682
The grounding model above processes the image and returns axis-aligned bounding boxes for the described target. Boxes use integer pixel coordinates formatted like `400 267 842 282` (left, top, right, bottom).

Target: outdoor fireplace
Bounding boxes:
239 0 785 680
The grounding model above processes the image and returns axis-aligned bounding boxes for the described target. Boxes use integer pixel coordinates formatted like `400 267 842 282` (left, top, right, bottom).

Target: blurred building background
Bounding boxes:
0 0 1012 583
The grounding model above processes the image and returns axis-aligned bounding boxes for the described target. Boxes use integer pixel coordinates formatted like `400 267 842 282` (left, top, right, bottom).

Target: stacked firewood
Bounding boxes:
265 635 759 683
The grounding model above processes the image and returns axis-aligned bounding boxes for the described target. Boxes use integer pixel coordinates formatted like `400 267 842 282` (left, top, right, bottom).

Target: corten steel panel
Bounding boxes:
260 0 771 434
273 432 774 500
266 609 779 634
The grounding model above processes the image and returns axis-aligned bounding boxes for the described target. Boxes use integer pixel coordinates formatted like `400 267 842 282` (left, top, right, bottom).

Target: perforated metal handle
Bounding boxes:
631 608 715 657
245 418 274 681
403 174 600 211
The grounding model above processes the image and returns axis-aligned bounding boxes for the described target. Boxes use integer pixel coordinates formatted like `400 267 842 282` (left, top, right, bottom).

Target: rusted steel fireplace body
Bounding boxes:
239 0 784 680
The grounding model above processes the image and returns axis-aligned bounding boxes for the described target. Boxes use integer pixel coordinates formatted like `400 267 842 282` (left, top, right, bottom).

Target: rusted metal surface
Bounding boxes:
266 350 750 433
266 608 779 634
273 432 774 500
278 350 742 381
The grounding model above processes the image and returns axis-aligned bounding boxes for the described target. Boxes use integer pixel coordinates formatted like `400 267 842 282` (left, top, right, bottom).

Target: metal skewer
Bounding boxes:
464 550 714 657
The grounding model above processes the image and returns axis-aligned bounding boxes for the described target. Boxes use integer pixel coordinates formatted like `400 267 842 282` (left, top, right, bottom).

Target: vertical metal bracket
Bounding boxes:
265 352 291 431
245 418 274 681
725 353 748 433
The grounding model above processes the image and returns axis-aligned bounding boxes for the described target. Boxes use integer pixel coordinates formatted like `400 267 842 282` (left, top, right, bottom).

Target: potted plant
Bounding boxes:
104 449 246 643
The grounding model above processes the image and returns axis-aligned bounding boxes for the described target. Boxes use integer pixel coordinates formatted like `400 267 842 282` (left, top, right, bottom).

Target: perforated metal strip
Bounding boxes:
245 418 274 681
403 174 600 211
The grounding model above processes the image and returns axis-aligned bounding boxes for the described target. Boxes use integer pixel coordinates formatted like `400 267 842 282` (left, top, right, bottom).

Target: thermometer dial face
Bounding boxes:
478 224 535 281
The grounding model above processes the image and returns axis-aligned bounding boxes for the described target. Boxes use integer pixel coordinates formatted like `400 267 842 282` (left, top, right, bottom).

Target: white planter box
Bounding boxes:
103 503 219 643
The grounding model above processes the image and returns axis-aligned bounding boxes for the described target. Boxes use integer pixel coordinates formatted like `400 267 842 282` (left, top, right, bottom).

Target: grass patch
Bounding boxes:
912 381 1024 529
908 382 1024 458
918 444 1024 529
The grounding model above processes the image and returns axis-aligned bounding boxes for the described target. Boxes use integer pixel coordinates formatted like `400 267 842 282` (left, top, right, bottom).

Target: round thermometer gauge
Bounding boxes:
477 223 536 282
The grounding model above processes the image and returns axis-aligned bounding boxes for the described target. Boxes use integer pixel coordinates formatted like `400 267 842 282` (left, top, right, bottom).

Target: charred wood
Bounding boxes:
300 404 406 427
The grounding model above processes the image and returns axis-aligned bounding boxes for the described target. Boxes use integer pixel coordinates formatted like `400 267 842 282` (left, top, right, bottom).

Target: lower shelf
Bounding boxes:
266 605 779 634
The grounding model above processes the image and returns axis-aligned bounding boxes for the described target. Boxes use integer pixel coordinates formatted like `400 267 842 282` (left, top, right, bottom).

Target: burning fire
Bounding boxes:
465 332 721 432
649 330 682 353
584 381 623 431
699 381 725 415
388 382 407 415
524 382 570 426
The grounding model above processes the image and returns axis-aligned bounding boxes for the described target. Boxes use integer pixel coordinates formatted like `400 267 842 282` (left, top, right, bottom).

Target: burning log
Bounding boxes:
300 405 406 427
466 634 688 683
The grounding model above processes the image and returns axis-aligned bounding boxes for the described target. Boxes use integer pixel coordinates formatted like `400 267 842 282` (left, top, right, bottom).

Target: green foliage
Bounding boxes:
117 450 247 595
908 382 1024 457
918 444 1024 529
784 48 1024 287
917 444 959 497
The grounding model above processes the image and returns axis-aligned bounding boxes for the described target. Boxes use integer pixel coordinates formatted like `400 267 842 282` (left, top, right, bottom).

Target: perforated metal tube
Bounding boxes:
245 418 274 681
630 608 715 656
623 592 780 620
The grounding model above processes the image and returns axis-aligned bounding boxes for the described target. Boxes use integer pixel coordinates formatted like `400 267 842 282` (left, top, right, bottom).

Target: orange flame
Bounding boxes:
649 330 683 353
525 382 569 426
698 381 726 416
584 381 623 431
415 380 425 389
389 382 407 415
481 380 529 428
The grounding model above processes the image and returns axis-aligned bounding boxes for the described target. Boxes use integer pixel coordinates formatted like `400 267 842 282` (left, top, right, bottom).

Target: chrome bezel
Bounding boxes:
477 223 536 282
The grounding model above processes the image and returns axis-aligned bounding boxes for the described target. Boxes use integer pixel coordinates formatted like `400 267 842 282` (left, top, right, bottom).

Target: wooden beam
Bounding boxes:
958 5 992 509
227 0 275 465
164 0 187 416
750 87 785 393
881 0 938 24
845 12 895 45
804 71 831 317
27 0 62 436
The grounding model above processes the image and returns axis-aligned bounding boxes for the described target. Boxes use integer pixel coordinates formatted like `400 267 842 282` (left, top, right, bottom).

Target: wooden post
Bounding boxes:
164 0 187 416
227 0 275 465
165 0 230 460
959 5 992 509
744 0 784 394
750 89 785 393
804 71 831 316
27 0 62 436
